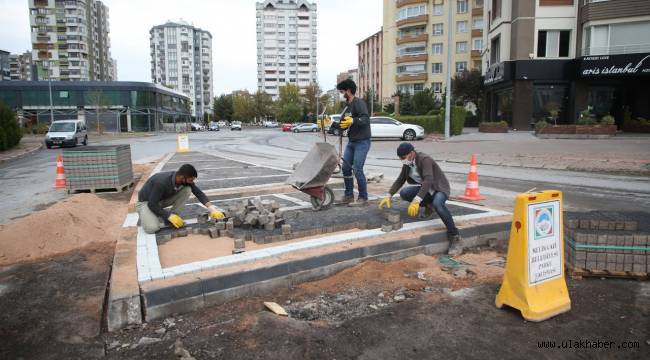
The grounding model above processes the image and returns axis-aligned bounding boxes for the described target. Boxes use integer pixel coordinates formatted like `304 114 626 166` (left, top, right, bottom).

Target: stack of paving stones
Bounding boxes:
564 211 649 276
62 145 133 193
381 211 403 232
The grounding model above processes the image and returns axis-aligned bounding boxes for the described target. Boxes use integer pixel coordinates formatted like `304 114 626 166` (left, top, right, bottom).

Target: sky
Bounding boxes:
0 0 382 95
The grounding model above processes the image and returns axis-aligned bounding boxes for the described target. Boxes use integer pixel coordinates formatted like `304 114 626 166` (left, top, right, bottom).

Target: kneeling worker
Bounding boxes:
379 143 463 255
137 164 224 234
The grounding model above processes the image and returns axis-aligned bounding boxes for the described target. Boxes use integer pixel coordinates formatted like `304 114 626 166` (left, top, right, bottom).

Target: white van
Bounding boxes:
44 120 88 148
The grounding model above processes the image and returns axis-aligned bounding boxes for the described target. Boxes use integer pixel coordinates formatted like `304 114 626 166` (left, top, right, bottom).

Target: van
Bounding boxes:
44 120 88 148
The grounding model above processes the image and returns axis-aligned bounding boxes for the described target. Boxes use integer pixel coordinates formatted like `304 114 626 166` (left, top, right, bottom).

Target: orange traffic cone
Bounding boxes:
460 154 485 201
54 153 67 189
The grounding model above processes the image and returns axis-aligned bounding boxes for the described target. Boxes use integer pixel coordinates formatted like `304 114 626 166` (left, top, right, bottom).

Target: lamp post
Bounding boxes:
44 62 54 125
444 0 453 139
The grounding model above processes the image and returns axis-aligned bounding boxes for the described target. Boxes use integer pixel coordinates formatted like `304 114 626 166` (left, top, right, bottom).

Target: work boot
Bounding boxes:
348 198 368 207
447 234 464 256
339 195 354 205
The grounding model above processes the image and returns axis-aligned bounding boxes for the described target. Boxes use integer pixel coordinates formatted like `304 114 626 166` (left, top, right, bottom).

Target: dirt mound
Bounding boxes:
0 193 126 266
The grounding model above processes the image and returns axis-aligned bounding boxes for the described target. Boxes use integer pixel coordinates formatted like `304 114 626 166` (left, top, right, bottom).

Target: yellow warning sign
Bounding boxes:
495 190 571 321
176 133 190 153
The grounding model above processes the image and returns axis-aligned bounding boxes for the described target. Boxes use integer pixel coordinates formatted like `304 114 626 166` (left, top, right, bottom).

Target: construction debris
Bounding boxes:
264 302 288 316
225 197 286 231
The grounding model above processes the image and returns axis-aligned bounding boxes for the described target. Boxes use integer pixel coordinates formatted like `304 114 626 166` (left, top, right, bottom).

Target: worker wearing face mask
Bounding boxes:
378 143 463 256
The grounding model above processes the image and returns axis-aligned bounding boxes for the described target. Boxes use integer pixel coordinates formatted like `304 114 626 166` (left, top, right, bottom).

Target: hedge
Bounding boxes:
396 106 466 136
0 101 22 151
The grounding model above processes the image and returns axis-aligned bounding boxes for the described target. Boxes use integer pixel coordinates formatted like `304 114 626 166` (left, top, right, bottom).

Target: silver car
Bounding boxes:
44 120 88 148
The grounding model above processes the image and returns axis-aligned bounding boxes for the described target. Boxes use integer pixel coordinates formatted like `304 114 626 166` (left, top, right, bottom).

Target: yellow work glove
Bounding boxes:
378 195 392 209
168 214 185 228
339 116 353 130
407 196 422 217
208 205 225 220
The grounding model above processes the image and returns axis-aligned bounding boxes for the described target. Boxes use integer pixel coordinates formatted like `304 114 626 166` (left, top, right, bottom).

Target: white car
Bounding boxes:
44 119 88 148
230 121 242 131
190 123 205 131
263 121 279 128
370 116 425 140
218 120 227 127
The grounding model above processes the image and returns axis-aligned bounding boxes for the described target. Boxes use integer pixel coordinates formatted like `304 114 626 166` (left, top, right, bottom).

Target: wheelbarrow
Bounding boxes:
285 142 339 210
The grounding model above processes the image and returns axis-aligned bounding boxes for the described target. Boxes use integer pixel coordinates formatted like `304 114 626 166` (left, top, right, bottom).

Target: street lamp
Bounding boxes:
444 0 453 139
44 61 54 125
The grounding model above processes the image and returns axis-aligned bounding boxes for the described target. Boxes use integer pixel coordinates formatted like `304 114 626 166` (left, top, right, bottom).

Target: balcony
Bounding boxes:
396 15 428 28
396 33 428 45
396 53 428 63
472 7 483 17
472 29 482 37
396 0 428 8
396 73 427 82
471 50 481 58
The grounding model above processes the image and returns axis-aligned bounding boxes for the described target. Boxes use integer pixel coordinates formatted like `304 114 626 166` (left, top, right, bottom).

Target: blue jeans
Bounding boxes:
399 186 459 236
342 139 371 200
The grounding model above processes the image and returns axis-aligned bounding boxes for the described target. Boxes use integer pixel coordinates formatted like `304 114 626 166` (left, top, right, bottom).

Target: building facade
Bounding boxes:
482 0 650 130
382 0 485 97
336 69 359 86
150 21 213 120
28 0 115 81
357 29 383 103
0 81 191 132
0 50 10 81
9 51 36 81
256 0 318 99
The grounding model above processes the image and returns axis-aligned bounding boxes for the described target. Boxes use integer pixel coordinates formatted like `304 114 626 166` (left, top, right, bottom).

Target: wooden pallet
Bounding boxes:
566 265 648 281
67 181 134 195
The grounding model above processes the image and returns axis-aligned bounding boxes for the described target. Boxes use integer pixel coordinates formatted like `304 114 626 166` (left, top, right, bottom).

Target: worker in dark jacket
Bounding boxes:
331 79 372 207
136 164 224 234
379 143 463 255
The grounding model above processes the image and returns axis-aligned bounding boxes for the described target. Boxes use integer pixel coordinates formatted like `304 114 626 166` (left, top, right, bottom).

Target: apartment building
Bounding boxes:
28 0 115 81
256 0 318 99
150 21 213 119
382 0 485 98
357 29 383 102
482 0 650 130
337 68 359 85
9 51 36 81
0 50 9 81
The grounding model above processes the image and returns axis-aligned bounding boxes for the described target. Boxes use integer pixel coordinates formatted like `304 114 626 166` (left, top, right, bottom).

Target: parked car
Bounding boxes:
208 122 220 131
231 121 242 131
370 116 425 140
218 120 227 127
292 123 319 133
44 119 88 148
190 122 205 131
281 123 293 132
263 120 279 128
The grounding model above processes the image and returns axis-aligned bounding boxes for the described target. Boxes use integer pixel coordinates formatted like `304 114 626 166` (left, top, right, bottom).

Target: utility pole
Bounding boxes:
444 0 453 139
46 63 54 125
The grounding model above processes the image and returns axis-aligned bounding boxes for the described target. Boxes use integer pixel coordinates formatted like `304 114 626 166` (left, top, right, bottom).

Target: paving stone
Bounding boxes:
234 238 245 249
624 221 638 231
381 223 393 232
385 211 401 224
197 213 209 224
175 228 189 237
209 228 220 239
199 227 210 236
226 220 234 230
192 227 201 235
392 221 403 231
579 219 590 229
224 230 235 238
281 224 292 235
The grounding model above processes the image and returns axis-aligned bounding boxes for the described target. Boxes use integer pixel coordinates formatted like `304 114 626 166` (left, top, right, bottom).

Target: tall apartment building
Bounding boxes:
256 0 318 99
150 21 214 119
9 51 36 81
0 50 10 81
336 69 359 85
357 29 383 102
482 0 650 130
28 0 115 81
382 0 484 97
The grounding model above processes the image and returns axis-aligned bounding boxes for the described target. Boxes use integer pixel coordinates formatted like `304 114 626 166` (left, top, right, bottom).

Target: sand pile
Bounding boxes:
0 193 126 266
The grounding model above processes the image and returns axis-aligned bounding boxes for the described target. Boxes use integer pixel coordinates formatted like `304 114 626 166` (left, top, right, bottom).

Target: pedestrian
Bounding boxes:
331 78 371 207
136 164 225 234
379 143 464 255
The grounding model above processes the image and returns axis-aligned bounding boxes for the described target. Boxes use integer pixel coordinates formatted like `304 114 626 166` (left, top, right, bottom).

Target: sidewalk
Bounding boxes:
0 136 43 164
413 129 650 175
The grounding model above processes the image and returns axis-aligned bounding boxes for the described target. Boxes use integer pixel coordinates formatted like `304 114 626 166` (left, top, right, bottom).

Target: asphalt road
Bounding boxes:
1 128 648 224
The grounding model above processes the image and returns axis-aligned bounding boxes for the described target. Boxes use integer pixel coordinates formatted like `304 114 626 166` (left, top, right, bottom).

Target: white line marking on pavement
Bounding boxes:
272 193 312 206
122 213 139 227
195 174 288 183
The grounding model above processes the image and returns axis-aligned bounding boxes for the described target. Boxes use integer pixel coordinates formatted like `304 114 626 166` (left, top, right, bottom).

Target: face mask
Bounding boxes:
339 93 346 102
401 159 413 166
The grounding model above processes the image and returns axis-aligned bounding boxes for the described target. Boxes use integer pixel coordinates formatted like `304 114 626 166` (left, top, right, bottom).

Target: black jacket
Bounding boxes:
138 171 209 218
389 152 451 198
332 96 371 141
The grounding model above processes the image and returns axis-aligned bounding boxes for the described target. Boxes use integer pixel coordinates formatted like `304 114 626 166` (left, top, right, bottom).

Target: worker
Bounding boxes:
136 164 225 234
331 78 371 207
379 143 464 255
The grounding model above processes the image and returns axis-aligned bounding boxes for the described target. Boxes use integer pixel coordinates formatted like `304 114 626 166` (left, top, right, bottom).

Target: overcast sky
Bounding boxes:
0 0 382 95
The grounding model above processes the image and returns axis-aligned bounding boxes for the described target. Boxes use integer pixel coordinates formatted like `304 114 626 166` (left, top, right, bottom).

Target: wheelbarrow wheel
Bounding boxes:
310 186 334 211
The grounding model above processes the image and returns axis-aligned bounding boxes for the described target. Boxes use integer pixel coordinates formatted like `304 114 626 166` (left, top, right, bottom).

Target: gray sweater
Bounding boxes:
138 171 209 218
332 96 371 141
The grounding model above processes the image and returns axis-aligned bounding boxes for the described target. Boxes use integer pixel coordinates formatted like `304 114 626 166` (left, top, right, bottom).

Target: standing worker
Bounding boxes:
331 79 371 207
379 143 464 255
137 164 225 234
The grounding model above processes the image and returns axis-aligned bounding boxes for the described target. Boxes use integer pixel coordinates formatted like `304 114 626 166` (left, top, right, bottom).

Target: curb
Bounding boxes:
438 158 650 176
0 142 43 164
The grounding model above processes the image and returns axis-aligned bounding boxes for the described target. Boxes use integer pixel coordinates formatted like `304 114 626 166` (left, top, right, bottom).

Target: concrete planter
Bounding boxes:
479 123 508 133
537 124 617 139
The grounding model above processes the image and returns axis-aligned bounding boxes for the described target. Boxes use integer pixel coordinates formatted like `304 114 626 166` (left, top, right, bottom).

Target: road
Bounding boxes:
1 128 649 224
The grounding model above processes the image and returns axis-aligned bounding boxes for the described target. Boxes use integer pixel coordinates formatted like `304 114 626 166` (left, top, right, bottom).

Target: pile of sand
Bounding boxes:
0 193 126 266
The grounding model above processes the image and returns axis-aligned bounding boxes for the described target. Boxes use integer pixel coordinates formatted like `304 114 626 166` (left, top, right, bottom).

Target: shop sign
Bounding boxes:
580 53 650 77
484 62 506 85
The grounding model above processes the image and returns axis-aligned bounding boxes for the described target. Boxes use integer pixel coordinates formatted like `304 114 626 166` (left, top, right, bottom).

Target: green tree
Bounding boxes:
452 69 483 113
0 101 22 151
302 83 320 115
253 90 273 121
232 91 255 122
277 103 302 123
275 84 303 122
213 94 233 121
411 88 438 115
398 91 414 116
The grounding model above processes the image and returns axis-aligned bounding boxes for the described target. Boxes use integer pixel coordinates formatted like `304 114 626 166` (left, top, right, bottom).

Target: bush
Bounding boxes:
426 108 440 116
480 121 508 127
0 101 22 151
534 120 548 133
600 114 615 125
577 116 596 125
440 106 467 136
373 111 390 116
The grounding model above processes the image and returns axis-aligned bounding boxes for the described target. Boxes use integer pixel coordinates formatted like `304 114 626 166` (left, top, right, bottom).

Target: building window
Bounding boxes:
398 43 426 56
432 82 442 93
456 42 468 53
433 4 443 15
432 43 443 54
396 5 427 21
457 0 468 13
456 61 467 73
491 0 502 20
472 17 483 29
490 36 500 64
432 63 443 74
584 21 650 55
432 23 444 36
532 85 569 124
472 38 483 51
475 0 484 7
457 21 468 33
397 63 426 74
537 30 570 58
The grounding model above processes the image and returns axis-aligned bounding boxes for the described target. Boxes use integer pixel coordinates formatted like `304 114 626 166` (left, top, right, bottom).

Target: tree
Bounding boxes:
252 90 273 121
275 84 303 122
411 88 438 115
277 103 302 123
0 101 22 151
302 83 320 115
232 91 255 122
398 91 414 116
452 69 483 111
319 93 331 114
86 90 111 134
213 94 233 121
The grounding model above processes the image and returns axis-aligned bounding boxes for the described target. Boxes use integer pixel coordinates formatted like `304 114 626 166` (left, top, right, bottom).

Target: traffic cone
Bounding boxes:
460 154 485 201
54 153 67 189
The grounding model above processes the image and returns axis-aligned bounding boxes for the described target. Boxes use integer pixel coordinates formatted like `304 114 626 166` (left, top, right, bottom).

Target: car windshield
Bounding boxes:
49 123 76 132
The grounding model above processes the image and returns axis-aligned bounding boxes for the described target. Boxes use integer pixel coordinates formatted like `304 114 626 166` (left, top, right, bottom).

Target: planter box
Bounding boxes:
479 123 508 133
537 124 617 138
622 124 650 133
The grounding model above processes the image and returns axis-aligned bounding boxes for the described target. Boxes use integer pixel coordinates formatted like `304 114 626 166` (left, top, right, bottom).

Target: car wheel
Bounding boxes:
293 129 298 133
46 144 52 149
83 136 87 146
403 129 416 141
